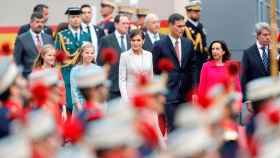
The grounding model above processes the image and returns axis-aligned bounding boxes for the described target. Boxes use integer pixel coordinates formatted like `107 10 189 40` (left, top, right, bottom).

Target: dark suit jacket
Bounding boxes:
13 31 53 78
94 25 105 42
241 43 272 101
98 21 115 35
83 25 105 43
17 24 53 37
97 33 131 92
143 32 165 52
152 36 198 103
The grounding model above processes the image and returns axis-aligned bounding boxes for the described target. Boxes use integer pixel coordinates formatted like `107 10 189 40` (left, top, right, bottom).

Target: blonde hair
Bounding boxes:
33 44 56 68
71 42 95 65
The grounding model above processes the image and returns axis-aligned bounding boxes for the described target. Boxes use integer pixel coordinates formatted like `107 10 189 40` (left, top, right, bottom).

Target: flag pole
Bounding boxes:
270 0 279 77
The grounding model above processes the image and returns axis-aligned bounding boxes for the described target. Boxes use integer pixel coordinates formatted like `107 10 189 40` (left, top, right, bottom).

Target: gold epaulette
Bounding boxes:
184 27 204 53
57 32 80 67
58 33 77 57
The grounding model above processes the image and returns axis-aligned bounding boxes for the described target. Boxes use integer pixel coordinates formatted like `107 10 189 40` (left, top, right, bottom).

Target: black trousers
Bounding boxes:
165 100 184 132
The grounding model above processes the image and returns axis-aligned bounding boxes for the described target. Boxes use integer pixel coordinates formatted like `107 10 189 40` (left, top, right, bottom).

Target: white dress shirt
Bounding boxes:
30 29 43 46
256 40 269 60
147 31 160 44
188 18 199 27
69 26 81 40
119 49 153 101
169 35 182 65
82 22 98 55
115 31 128 52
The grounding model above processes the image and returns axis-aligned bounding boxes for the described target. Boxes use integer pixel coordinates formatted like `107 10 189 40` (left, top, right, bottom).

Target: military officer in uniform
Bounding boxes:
118 5 137 31
118 5 135 21
98 0 116 35
183 0 208 80
55 7 91 114
135 8 149 31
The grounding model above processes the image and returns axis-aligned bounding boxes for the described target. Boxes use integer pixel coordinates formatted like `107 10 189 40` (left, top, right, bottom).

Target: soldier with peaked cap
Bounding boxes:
0 55 29 121
73 65 109 122
252 97 280 158
28 68 67 122
25 109 62 158
246 77 280 115
241 77 280 157
118 5 137 31
134 8 149 31
98 0 116 35
118 5 136 21
183 0 208 81
130 74 169 151
55 7 91 114
86 119 142 158
239 77 280 157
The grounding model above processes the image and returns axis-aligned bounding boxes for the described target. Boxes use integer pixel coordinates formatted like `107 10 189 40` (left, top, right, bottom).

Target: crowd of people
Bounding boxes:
1 0 280 157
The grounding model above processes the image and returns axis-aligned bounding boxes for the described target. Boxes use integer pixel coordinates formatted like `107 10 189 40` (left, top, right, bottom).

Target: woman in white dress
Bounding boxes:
119 29 153 102
119 29 166 148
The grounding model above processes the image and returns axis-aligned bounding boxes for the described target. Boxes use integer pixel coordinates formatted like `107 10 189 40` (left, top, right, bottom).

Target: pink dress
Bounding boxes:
198 60 241 98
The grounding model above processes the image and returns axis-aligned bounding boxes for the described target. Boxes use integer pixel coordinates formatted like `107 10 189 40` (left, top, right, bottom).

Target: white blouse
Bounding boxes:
119 49 153 101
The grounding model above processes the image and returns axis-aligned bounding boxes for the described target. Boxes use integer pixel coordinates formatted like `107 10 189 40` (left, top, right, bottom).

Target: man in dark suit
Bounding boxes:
17 4 53 37
97 14 131 100
241 22 274 101
14 12 53 78
143 13 165 52
152 13 198 132
81 4 105 58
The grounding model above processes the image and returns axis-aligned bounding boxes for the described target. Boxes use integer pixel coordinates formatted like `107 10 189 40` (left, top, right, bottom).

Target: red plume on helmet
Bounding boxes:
225 60 241 77
55 50 68 64
158 58 174 73
30 82 49 107
196 94 212 110
101 48 118 65
132 94 150 109
262 103 280 125
135 72 150 86
0 42 12 56
62 116 85 143
135 118 159 148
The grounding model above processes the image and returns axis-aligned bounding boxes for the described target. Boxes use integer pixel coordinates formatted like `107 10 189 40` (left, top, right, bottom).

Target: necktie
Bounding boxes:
120 35 126 52
87 26 92 42
175 40 180 65
74 32 78 42
261 47 269 72
153 34 159 44
36 34 42 52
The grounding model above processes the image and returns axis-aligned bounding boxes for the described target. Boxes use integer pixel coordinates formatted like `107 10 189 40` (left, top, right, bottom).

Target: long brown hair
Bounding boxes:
71 42 95 65
208 40 231 62
33 44 56 68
